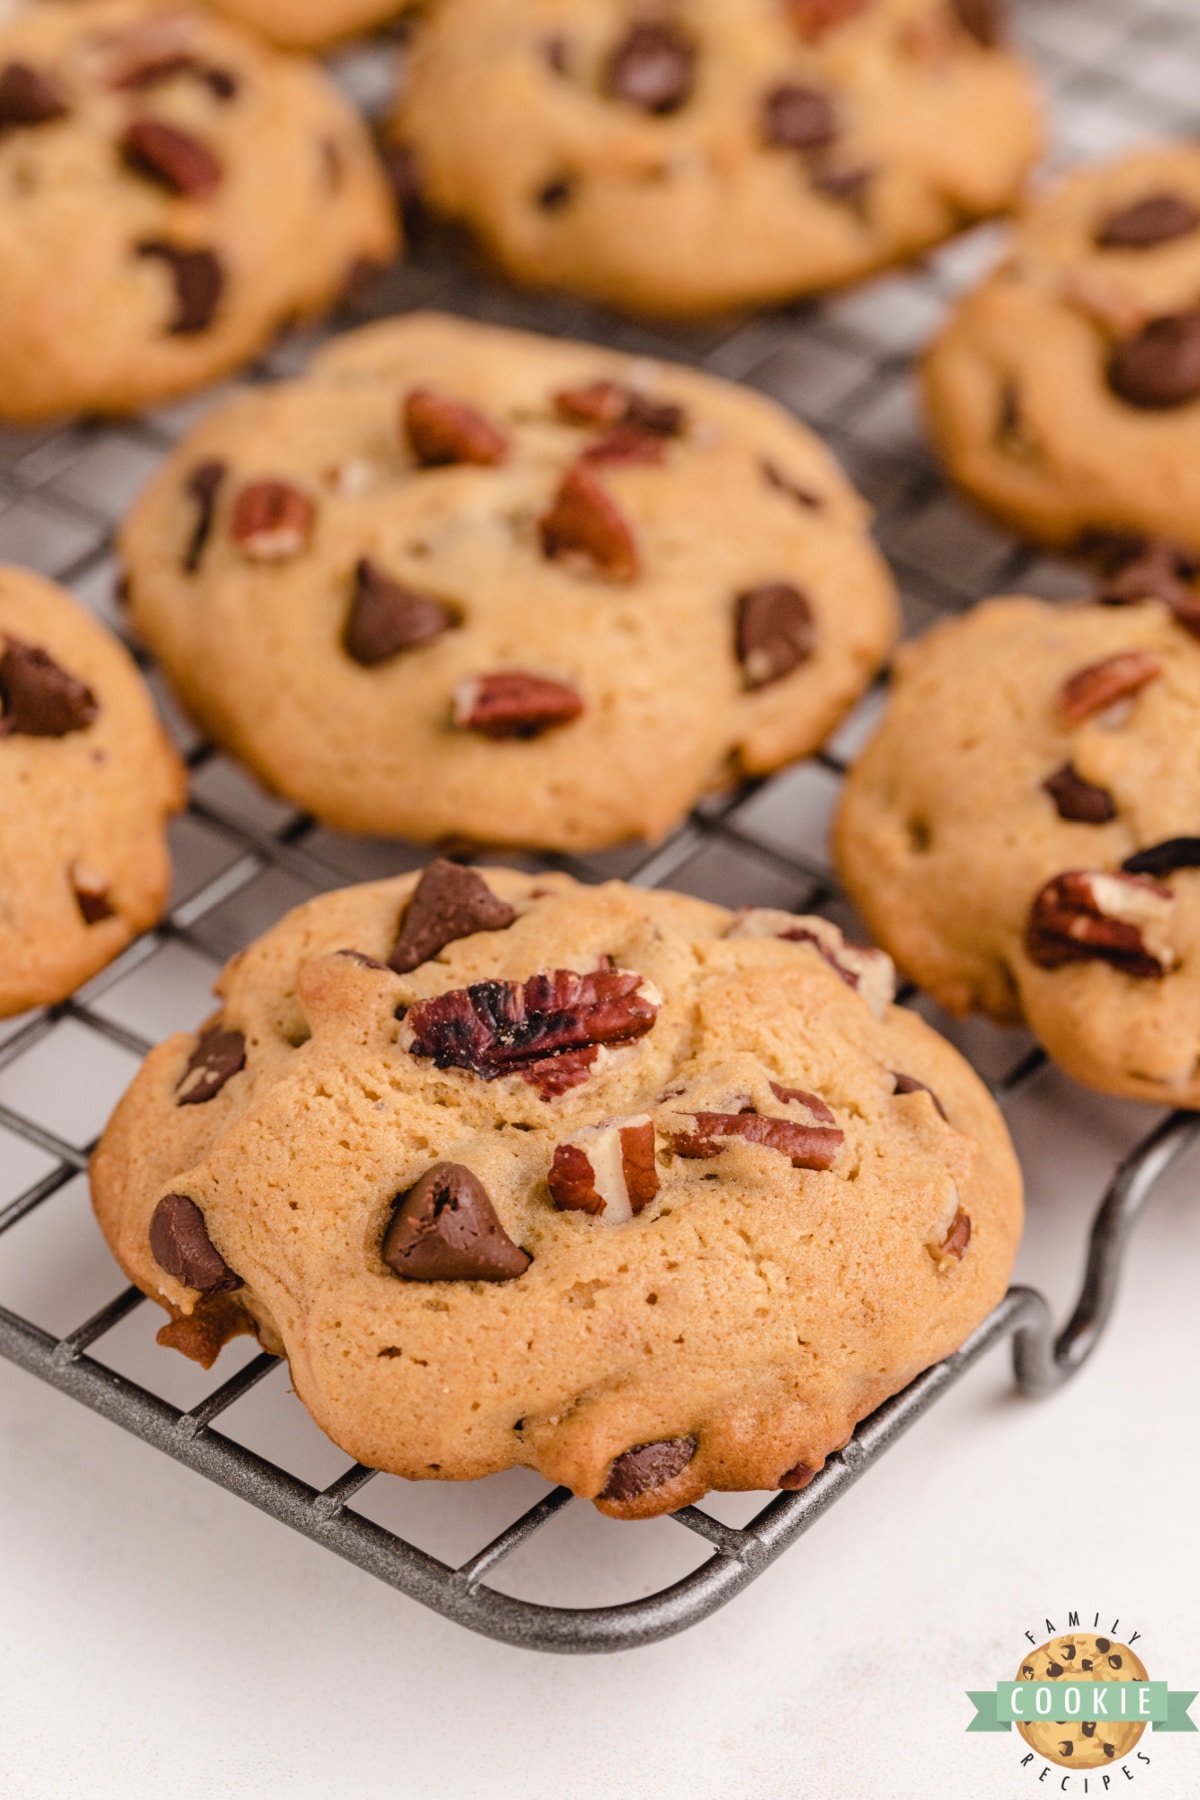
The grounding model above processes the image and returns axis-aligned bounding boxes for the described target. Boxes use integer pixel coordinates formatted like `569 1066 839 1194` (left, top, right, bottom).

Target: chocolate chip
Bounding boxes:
1096 192 1200 250
336 948 390 969
1108 311 1200 410
1057 1742 1074 1758
176 1025 246 1105
201 66 239 102
778 1459 816 1489
763 84 838 153
936 1207 971 1262
149 1193 242 1293
543 35 571 75
0 637 97 737
672 1110 843 1169
579 424 667 467
1059 649 1161 724
605 22 696 115
539 465 639 581
1046 1660 1065 1679
136 241 224 334
1061 1643 1077 1660
1043 762 1118 825
1097 541 1200 627
1082 1660 1094 1672
1122 837 1200 877
892 1072 948 1119
182 459 225 574
599 1435 696 1501
1082 1721 1097 1737
230 480 314 561
72 870 114 924
382 1161 530 1281
951 0 1004 47
453 671 584 740
390 860 517 974
1103 1744 1116 1758
0 62 69 128
343 559 457 666
385 142 424 223
736 583 816 689
403 387 508 468
403 965 658 1084
536 173 576 212
121 117 221 198
1096 1638 1112 1654
1025 870 1173 977
761 457 823 510
785 0 872 41
1108 1654 1123 1670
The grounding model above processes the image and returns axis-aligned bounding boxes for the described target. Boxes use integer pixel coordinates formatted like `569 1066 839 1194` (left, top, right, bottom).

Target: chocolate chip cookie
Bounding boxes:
925 144 1200 556
1015 1634 1149 1769
835 590 1200 1103
90 865 1022 1517
0 0 397 421
0 566 185 1016
389 0 1042 317
120 310 898 850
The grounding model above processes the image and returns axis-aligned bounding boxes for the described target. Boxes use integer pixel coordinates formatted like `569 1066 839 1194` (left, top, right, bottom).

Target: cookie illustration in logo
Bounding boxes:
1015 1634 1150 1768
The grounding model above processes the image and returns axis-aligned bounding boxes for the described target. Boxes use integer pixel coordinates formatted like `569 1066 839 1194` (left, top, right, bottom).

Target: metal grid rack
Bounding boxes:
2 0 1200 1655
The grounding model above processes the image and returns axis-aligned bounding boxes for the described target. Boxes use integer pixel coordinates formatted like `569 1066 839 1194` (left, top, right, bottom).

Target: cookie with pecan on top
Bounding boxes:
90 866 1021 1517
119 310 897 850
0 0 396 421
835 590 1200 1102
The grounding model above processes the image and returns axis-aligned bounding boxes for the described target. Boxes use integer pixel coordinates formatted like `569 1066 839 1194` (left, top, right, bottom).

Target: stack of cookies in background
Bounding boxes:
0 0 1195 1526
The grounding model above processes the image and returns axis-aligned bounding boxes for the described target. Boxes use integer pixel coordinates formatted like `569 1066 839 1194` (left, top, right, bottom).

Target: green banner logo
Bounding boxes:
967 1683 1197 1734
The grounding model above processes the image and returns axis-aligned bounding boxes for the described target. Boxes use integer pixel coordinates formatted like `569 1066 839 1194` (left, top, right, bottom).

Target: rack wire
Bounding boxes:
2 0 1199 1654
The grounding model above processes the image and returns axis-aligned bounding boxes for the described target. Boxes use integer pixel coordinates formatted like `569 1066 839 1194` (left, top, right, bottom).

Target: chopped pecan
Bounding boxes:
149 1194 242 1294
760 456 823 510
176 1025 246 1105
784 0 871 40
580 425 667 467
403 387 508 468
343 559 457 666
929 1204 972 1270
121 117 221 198
136 241 224 334
604 22 696 114
0 62 69 126
230 480 315 561
390 860 516 974
71 865 114 925
735 583 816 689
382 1162 530 1282
726 909 896 1018
554 380 686 438
1058 649 1161 724
892 1072 947 1120
599 1436 697 1501
0 636 97 738
549 1116 658 1223
182 459 225 574
1025 870 1174 977
402 966 659 1087
671 1109 842 1169
452 671 583 740
769 1080 836 1124
1043 762 1117 825
1096 192 1200 251
1122 838 1200 878
540 465 639 581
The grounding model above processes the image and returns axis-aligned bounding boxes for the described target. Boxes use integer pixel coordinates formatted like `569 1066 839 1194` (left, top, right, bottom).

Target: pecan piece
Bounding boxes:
736 583 816 689
1043 762 1117 825
784 0 871 40
149 1194 242 1294
136 241 223 334
0 636 97 737
892 1072 947 1120
605 22 696 114
549 1116 658 1223
230 480 314 561
671 1108 843 1169
403 387 508 468
453 671 583 739
0 62 68 126
402 966 659 1086
1096 192 1200 251
176 1025 246 1105
389 860 516 974
1108 311 1200 410
71 865 114 924
1058 649 1160 724
1025 870 1174 976
121 117 221 198
760 456 823 511
580 424 667 467
726 909 896 1018
539 465 639 581
554 381 685 438
769 1080 836 1124
599 1435 696 1501
762 84 839 153
343 559 457 666
182 459 225 574
929 1204 972 1270
382 1162 530 1282
1122 838 1200 878
779 1459 816 1490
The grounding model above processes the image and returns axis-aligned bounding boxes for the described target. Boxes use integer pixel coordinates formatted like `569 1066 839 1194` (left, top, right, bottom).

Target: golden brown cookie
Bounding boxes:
835 591 1200 1103
120 310 898 850
90 866 1022 1518
389 0 1042 317
0 0 397 421
0 566 185 1016
1015 1634 1149 1769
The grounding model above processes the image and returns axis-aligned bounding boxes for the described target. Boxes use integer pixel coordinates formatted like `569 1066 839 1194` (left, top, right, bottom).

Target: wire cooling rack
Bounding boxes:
2 0 1200 1655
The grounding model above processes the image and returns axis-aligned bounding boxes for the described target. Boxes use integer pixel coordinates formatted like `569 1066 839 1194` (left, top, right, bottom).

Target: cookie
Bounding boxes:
1015 1634 1149 1769
120 310 898 850
210 0 405 51
924 143 1200 557
0 566 185 1016
388 0 1042 318
834 591 1200 1103
0 0 397 421
90 864 1023 1518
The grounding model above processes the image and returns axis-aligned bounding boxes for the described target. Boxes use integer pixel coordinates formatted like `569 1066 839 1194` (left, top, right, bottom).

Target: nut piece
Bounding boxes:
579 425 667 467
1096 542 1200 631
671 1108 843 1169
539 465 639 582
769 1079 836 1124
120 117 221 198
343 559 457 666
135 241 224 335
1059 650 1161 724
727 909 896 1018
599 1435 697 1501
604 22 696 114
0 62 69 126
735 583 816 689
892 1071 947 1120
403 387 508 467
149 1193 242 1294
548 1116 658 1223
176 1025 246 1105
382 1162 530 1282
0 636 97 738
71 864 114 925
778 1459 816 1490
230 480 315 561
1043 762 1118 825
1095 193 1200 251
1025 870 1174 977
453 671 584 740
929 1202 972 1271
182 459 225 574
554 380 686 438
389 859 516 974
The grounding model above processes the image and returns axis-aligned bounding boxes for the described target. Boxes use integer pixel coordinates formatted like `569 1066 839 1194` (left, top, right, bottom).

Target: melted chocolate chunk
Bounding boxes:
1043 762 1118 825
390 860 516 974
0 62 68 128
182 459 225 574
762 84 838 152
176 1025 246 1105
605 22 696 115
0 637 97 737
599 1435 696 1501
121 117 221 198
73 874 114 924
404 966 658 1085
343 559 457 667
136 241 224 334
735 583 816 689
1096 192 1200 250
1108 311 1200 409
1121 837 1200 877
382 1161 530 1281
149 1193 242 1293
892 1072 947 1119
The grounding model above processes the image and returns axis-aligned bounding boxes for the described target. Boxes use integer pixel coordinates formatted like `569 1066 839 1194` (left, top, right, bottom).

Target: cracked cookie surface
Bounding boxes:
0 566 184 1015
120 310 897 850
90 867 1021 1518
835 592 1200 1102
389 0 1042 317
0 0 397 420
924 143 1200 555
